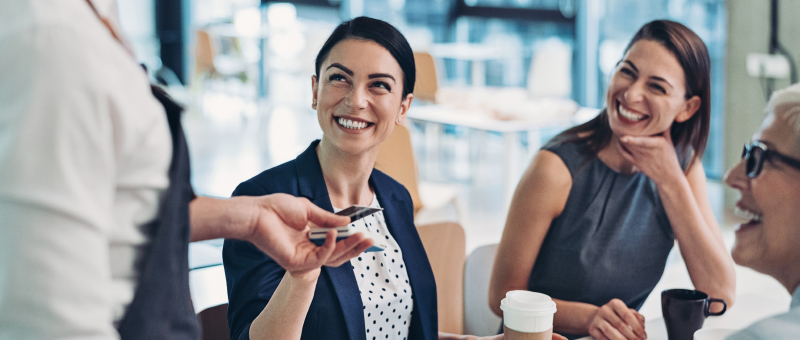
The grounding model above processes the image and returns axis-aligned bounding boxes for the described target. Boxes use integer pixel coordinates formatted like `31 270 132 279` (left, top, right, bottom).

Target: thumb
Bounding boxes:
312 229 338 261
305 200 351 229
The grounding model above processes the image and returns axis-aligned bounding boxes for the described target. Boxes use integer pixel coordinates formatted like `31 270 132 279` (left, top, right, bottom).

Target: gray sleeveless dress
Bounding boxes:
526 141 689 339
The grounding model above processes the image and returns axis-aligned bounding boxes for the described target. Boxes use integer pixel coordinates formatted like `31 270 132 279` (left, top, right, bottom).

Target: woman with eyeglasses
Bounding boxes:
489 20 736 340
724 83 800 339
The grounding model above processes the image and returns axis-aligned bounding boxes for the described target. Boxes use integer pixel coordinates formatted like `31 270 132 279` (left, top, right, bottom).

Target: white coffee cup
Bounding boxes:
694 327 736 340
501 290 557 340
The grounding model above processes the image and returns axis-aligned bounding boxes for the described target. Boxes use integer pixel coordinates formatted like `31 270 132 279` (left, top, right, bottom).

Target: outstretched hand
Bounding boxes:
246 194 374 275
617 131 684 186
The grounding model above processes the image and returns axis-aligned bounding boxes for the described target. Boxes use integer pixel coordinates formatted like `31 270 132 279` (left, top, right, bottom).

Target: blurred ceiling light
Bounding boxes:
267 3 297 29
269 30 306 59
234 7 262 36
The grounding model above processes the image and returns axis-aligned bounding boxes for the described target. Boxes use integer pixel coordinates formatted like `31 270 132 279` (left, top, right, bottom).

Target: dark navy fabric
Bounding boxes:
526 141 690 340
223 140 438 340
116 85 200 339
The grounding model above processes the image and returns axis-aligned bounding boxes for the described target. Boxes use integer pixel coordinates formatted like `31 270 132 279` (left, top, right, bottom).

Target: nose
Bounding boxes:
624 80 646 103
345 84 369 111
723 157 749 191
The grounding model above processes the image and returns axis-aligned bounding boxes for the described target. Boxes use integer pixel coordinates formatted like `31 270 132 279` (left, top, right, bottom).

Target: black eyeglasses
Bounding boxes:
741 141 800 178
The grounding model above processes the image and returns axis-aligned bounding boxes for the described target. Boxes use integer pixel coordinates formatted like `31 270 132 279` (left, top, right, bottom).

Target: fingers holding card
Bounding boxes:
309 205 387 252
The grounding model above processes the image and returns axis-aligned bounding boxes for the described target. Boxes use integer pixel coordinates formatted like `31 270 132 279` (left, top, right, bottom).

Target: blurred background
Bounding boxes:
115 0 799 335
115 0 800 250
118 0 798 249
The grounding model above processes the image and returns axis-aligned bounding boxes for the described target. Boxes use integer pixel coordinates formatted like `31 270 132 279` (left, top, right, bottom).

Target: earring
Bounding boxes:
312 101 317 108
397 118 403 123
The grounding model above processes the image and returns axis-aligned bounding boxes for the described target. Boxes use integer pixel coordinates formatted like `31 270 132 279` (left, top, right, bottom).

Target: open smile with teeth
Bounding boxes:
618 102 648 122
336 117 373 130
734 206 763 224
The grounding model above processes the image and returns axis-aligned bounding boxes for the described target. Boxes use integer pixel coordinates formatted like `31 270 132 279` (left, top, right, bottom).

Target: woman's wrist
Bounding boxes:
287 268 322 286
653 169 689 193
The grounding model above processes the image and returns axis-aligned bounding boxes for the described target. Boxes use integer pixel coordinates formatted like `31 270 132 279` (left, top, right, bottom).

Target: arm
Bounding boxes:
190 193 372 274
660 161 736 308
488 152 573 320
242 228 367 340
220 182 372 340
248 271 320 340
619 135 736 308
489 151 647 340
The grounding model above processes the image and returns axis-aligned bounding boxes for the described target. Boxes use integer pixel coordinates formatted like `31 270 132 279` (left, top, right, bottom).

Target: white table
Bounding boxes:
575 236 792 340
429 43 506 86
406 104 587 209
575 293 790 340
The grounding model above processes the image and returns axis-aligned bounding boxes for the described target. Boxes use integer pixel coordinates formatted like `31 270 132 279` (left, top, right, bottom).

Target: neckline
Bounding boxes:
332 192 379 212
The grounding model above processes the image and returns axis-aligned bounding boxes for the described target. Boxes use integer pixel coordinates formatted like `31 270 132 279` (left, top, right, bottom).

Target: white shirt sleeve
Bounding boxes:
0 23 120 340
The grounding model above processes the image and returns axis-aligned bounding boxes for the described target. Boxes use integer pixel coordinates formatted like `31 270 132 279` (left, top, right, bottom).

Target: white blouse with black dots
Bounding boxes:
336 194 414 340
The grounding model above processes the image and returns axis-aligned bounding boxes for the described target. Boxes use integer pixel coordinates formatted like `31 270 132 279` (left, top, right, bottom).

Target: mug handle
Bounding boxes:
706 298 727 316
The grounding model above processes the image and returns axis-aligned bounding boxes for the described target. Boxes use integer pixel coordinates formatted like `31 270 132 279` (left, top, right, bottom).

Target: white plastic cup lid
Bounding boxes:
501 290 557 315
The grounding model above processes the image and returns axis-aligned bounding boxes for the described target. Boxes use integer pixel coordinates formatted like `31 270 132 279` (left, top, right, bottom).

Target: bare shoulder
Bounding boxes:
510 150 573 220
520 150 572 192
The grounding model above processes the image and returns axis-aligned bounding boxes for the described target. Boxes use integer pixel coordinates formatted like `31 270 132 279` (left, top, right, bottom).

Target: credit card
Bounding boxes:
335 205 383 223
308 205 387 252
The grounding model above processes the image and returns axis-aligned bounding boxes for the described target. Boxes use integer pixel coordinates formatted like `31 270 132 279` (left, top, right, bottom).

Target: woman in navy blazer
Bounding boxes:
224 140 438 340
222 17 514 340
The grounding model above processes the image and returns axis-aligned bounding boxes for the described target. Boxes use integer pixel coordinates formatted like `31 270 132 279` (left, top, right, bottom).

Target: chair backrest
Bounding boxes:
195 29 217 76
374 124 423 215
198 303 230 340
417 222 466 334
413 52 439 103
463 243 502 336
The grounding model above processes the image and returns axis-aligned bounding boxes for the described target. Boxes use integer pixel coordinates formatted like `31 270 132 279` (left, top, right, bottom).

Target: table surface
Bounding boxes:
206 23 270 39
429 43 507 61
406 104 580 133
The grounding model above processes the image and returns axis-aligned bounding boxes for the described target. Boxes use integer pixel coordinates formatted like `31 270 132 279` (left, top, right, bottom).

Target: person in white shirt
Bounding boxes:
0 1 371 339
723 83 800 339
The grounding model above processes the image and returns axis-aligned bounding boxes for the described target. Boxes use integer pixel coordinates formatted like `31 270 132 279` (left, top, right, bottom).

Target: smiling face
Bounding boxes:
606 40 701 138
724 111 800 284
312 38 412 156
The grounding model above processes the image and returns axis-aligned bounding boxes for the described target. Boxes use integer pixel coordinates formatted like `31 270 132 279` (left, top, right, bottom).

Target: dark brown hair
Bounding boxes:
549 20 711 170
315 16 415 98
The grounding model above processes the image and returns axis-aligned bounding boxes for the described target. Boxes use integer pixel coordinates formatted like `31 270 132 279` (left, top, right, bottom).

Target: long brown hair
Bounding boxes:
549 20 711 170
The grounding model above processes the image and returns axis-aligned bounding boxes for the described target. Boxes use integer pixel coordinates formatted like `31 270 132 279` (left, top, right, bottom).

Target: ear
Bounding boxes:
396 93 414 125
675 95 701 123
311 75 319 110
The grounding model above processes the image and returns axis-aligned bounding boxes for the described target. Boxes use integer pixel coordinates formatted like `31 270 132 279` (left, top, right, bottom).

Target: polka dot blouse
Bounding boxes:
335 194 413 340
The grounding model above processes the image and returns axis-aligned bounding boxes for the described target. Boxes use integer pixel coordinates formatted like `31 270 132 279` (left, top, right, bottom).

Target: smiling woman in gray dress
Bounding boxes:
489 20 736 340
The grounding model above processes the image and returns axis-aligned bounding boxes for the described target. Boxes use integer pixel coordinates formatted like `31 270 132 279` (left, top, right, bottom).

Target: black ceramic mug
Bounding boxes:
661 289 727 340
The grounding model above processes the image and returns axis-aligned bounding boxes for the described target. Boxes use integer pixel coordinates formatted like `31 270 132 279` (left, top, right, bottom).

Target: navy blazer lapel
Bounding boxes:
294 140 364 340
294 141 333 211
371 170 437 339
370 172 413 261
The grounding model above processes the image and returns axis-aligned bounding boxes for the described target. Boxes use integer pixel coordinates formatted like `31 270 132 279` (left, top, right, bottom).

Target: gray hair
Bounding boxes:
766 83 800 146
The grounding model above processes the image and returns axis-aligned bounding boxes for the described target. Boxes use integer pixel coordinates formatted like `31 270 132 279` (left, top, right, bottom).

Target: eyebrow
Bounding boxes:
327 63 353 76
326 63 397 83
623 60 674 90
368 73 396 83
